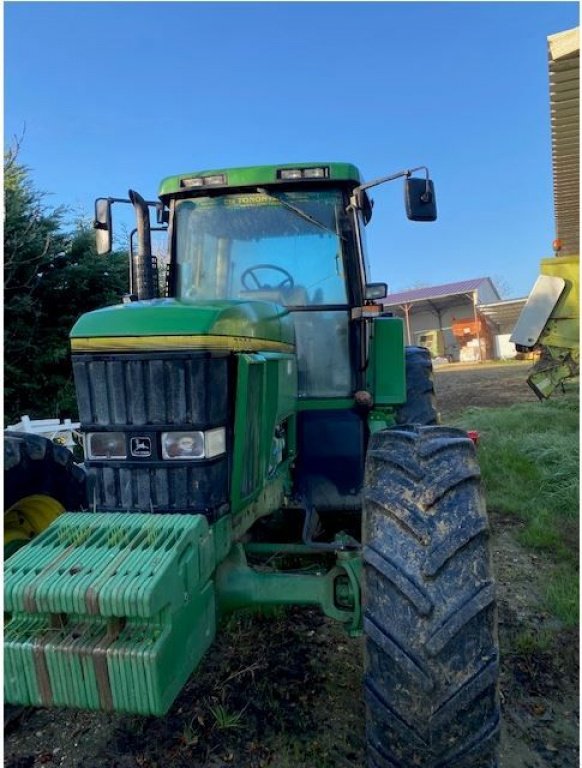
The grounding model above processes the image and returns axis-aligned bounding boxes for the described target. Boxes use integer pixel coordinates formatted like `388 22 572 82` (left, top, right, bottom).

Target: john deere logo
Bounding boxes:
130 437 151 457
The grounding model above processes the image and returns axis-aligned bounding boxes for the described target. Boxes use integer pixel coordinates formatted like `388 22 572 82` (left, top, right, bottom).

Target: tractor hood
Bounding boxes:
70 299 295 354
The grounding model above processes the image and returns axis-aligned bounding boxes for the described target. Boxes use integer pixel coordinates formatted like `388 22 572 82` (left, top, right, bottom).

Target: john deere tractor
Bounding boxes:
4 162 499 766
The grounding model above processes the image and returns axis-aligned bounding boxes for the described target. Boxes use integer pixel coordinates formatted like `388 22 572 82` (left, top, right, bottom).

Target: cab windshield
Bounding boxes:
173 189 350 306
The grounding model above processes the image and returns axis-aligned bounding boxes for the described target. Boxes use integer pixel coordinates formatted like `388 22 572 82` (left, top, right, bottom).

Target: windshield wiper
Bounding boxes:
256 188 346 241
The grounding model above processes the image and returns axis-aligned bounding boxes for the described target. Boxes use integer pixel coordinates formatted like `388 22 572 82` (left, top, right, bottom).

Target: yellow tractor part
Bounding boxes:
4 494 64 559
537 254 579 348
4 431 88 559
511 253 579 398
529 254 579 398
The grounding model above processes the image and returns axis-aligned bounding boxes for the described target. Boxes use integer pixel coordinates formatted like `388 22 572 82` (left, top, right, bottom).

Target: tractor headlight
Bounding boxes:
161 428 226 460
162 431 204 459
87 432 127 460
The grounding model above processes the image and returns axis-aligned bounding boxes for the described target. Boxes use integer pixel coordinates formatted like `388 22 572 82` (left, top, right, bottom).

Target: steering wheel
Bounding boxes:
241 264 294 291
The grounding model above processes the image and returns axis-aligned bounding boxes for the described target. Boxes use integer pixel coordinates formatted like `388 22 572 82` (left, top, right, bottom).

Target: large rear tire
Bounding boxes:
395 346 438 426
4 432 88 558
363 425 500 767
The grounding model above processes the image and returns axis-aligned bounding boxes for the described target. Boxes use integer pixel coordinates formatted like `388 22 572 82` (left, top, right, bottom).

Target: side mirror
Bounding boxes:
405 177 437 222
365 282 388 301
94 198 112 254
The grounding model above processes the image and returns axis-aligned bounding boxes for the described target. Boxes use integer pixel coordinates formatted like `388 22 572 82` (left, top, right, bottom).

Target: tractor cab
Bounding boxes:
169 182 358 399
159 163 434 396
162 168 376 516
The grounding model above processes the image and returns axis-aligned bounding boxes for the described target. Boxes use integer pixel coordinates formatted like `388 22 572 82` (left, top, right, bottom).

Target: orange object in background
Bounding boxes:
451 317 490 340
451 316 494 362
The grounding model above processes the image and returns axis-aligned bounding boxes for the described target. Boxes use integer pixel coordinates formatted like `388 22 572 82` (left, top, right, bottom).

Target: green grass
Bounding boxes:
453 392 579 624
545 564 579 627
512 627 553 655
208 701 245 730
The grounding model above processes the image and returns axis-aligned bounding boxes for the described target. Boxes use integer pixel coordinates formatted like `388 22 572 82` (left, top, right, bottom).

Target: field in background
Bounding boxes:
437 362 579 767
453 393 578 625
433 359 540 415
5 362 579 768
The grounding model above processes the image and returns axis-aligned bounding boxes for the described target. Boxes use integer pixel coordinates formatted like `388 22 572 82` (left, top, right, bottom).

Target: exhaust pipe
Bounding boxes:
128 189 157 300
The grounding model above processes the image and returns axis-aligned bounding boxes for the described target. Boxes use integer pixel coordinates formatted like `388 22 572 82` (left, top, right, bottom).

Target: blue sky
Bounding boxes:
5 2 578 297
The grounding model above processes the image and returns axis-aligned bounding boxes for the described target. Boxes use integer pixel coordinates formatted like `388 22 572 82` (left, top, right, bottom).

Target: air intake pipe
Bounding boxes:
128 189 157 300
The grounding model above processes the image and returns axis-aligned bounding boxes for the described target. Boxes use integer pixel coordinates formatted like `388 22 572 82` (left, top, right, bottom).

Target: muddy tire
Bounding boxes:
4 432 88 558
395 346 438 426
362 425 500 767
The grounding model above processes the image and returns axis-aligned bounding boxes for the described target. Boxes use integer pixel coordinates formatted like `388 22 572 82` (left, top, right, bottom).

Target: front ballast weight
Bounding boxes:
4 513 216 715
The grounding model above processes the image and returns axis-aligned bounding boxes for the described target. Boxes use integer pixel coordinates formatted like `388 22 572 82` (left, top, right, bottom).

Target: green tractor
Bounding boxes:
4 162 499 766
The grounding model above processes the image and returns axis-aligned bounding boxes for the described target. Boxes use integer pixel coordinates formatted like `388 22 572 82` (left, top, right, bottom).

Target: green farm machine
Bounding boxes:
5 163 499 766
510 27 580 399
510 252 579 398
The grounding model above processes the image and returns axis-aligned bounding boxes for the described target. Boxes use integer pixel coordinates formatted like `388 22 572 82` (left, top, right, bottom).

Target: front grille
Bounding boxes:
73 352 228 427
92 461 228 515
72 351 230 517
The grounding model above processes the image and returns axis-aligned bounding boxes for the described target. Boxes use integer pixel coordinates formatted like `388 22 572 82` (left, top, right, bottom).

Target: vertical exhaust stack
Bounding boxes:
129 189 157 300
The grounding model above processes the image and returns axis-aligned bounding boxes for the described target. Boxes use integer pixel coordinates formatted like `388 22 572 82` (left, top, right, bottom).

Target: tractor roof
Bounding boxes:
158 162 362 197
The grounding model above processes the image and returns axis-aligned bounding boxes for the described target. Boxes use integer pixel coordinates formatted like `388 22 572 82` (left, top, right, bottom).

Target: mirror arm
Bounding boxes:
93 196 160 225
350 166 431 208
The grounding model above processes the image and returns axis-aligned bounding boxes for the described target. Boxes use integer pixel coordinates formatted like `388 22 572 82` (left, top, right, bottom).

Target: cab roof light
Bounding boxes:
278 169 303 180
303 167 328 179
180 174 227 189
181 177 204 188
204 174 227 186
277 167 329 180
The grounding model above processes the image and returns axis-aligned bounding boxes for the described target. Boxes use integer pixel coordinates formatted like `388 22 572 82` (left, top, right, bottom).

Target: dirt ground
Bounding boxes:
4 362 579 768
433 359 540 415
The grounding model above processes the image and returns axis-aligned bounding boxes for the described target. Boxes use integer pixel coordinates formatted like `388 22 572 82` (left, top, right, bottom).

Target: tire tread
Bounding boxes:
363 425 500 767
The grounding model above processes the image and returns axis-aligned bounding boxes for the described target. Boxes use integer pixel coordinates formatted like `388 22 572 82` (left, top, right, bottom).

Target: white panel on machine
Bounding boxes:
510 275 566 348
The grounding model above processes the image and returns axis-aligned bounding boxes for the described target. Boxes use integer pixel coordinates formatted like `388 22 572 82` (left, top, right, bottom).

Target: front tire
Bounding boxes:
395 346 438 426
4 432 88 558
363 425 499 767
